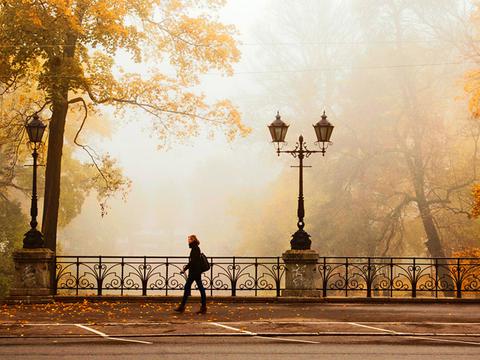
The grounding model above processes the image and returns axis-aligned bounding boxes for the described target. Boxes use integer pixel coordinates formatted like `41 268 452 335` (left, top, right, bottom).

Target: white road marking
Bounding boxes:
75 324 109 337
209 322 319 344
348 322 480 346
210 322 255 335
220 321 480 326
75 324 152 345
255 336 319 344
3 321 480 344
3 321 480 326
348 322 397 334
107 336 153 344
406 335 480 346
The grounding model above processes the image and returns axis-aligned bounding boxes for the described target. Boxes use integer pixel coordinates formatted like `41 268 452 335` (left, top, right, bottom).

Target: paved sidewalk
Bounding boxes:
2 300 480 324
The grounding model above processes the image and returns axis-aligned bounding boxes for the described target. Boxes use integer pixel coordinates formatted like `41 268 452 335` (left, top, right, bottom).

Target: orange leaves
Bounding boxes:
1 0 245 141
159 15 240 84
208 99 251 141
465 70 480 119
471 184 480 218
1 0 247 221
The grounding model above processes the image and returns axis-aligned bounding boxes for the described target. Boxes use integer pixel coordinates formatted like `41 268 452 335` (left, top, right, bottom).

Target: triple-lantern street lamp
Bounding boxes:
268 111 334 251
23 114 47 249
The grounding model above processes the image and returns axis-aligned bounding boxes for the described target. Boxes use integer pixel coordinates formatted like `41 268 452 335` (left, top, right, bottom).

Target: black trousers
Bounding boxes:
181 274 206 307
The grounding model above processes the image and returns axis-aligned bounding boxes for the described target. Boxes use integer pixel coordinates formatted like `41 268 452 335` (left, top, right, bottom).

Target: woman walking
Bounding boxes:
174 235 207 314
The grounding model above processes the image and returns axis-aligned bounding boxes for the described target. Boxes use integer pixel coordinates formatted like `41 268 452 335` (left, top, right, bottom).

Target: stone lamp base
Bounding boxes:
282 249 322 297
8 248 55 303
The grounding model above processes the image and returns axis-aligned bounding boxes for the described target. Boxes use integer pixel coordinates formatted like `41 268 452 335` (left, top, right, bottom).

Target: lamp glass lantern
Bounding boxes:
313 111 334 143
25 114 47 144
268 111 289 143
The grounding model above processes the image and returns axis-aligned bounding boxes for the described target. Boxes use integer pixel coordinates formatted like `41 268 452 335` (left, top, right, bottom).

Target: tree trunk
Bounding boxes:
42 97 68 252
408 144 455 296
410 150 446 258
40 4 85 252
416 198 445 258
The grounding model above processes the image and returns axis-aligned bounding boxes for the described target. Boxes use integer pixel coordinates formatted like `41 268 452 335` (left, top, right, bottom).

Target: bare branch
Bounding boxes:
69 96 111 191
86 88 226 125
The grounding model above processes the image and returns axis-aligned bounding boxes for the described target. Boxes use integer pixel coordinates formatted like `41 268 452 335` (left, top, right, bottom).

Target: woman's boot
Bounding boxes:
174 304 185 313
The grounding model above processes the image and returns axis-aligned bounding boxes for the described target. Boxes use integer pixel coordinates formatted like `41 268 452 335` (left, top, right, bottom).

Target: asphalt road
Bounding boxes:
1 302 480 359
1 336 480 360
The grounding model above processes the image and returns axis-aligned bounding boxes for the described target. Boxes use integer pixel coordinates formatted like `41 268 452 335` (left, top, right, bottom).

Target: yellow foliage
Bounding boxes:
0 0 248 139
0 0 249 218
473 184 480 218
453 247 480 258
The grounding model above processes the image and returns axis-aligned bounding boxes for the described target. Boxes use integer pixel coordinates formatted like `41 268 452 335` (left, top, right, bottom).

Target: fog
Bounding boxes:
57 0 480 257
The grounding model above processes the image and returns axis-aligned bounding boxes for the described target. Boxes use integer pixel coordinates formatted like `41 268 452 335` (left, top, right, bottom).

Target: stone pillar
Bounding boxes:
9 248 55 303
282 249 321 297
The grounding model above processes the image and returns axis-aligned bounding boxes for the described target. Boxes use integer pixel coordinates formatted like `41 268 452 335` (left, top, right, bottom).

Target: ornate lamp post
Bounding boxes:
268 111 334 250
23 114 47 249
9 114 54 301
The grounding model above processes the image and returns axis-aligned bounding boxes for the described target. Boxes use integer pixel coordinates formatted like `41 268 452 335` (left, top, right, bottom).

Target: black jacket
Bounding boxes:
185 244 202 277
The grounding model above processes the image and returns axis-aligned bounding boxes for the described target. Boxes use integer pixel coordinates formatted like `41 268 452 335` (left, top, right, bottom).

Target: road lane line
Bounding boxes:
75 324 152 345
255 336 319 344
209 322 319 344
348 322 397 333
108 337 154 344
405 335 480 346
75 324 109 337
348 322 480 346
209 322 256 335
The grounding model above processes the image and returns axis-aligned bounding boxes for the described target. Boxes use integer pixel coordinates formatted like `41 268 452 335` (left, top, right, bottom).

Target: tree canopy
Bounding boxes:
0 0 249 251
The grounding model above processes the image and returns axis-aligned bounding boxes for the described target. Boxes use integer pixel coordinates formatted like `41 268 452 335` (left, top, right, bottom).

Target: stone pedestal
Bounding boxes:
282 249 321 297
9 248 55 303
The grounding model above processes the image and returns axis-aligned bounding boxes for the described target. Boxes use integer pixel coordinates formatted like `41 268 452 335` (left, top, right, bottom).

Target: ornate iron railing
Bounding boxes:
55 256 480 298
55 256 285 297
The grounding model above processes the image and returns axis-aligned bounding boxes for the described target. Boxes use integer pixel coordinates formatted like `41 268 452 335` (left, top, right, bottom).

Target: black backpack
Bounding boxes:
200 253 210 272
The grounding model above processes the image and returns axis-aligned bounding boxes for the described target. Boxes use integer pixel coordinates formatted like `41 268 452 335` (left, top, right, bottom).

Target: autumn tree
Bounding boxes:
237 0 480 260
0 0 249 252
465 1 480 218
332 0 480 258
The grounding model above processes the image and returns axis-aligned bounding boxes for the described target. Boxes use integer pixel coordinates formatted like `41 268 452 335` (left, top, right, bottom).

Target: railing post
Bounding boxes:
121 257 124 296
165 257 169 296
76 256 80 296
435 258 438 298
322 257 327 298
457 258 462 299
254 258 258 297
210 257 213 296
232 256 236 297
345 257 349 297
389 258 393 298
98 256 103 296
412 258 416 298
142 256 147 296
367 258 372 298
277 257 281 297
53 255 58 296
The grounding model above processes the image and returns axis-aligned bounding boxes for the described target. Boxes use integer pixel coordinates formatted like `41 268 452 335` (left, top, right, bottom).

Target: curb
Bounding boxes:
2 295 480 305
2 331 480 339
54 295 480 304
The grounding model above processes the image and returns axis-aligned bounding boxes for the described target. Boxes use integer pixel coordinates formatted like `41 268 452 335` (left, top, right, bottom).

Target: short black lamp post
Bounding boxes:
268 111 334 250
24 114 47 249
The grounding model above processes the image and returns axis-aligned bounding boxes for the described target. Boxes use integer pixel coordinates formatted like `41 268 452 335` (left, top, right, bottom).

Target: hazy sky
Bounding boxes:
58 0 475 257
59 0 291 256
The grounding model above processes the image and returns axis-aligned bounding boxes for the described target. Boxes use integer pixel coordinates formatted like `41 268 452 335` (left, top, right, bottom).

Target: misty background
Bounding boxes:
53 0 480 257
